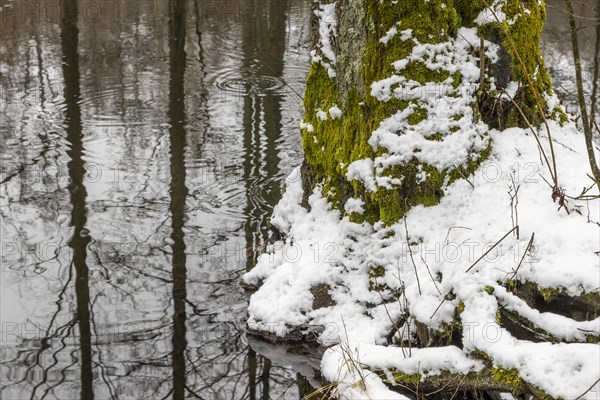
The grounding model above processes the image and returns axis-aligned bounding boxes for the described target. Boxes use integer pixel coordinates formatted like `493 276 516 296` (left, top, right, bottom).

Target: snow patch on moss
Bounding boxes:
312 1 337 78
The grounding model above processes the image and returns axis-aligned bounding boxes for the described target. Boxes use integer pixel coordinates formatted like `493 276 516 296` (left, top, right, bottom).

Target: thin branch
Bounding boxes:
465 226 517 273
574 378 600 400
420 255 442 296
483 0 560 190
565 0 600 186
509 232 535 282
403 217 422 295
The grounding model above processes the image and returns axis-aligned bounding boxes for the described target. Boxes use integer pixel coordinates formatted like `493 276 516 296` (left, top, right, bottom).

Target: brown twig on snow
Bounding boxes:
404 217 422 295
420 255 442 296
508 173 520 239
509 232 535 282
573 377 600 400
465 226 517 273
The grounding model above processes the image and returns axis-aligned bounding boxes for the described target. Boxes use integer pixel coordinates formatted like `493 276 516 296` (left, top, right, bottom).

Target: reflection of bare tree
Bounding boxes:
5 1 98 398
167 0 189 399
240 1 291 399
1 0 310 399
60 0 94 398
242 0 288 268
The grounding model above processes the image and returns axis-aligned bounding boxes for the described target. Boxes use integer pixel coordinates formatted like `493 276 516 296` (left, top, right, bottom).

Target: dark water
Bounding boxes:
0 0 314 398
0 0 597 399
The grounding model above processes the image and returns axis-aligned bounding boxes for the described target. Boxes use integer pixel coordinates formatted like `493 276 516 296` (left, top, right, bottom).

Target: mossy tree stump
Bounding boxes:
301 0 553 225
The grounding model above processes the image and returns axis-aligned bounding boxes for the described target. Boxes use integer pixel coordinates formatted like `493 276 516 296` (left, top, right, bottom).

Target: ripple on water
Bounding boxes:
206 66 286 98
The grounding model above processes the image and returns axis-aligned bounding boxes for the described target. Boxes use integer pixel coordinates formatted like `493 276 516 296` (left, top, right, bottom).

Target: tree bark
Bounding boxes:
301 0 553 226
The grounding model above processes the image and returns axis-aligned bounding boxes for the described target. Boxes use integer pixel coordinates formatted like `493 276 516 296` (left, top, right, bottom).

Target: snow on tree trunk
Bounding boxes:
300 0 559 226
244 1 600 399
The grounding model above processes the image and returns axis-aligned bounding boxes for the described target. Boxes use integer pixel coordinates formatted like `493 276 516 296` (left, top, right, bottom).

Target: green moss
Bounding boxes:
426 132 445 141
391 371 421 386
539 287 559 302
477 0 552 126
368 264 387 290
551 105 569 125
470 349 493 364
484 285 495 295
446 141 493 184
301 1 504 226
453 0 486 27
407 106 428 125
491 367 523 392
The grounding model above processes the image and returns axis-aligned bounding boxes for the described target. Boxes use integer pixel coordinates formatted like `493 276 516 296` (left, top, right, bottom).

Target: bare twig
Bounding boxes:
508 173 520 239
590 3 599 131
483 1 560 191
443 226 472 245
479 37 486 91
565 0 600 186
574 377 600 400
429 296 447 320
502 89 555 184
420 255 442 296
404 217 422 295
465 226 517 273
509 232 535 282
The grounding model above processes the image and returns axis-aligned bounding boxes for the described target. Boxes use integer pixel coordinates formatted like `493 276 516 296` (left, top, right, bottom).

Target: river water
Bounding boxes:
0 1 597 399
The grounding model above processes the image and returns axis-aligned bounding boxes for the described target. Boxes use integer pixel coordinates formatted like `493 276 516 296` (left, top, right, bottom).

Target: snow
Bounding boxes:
245 118 600 397
475 2 508 25
358 27 497 177
321 344 483 399
300 120 315 132
380 25 398 45
501 81 520 100
312 2 337 78
316 108 328 121
245 4 600 398
399 29 413 42
329 105 343 119
344 197 365 215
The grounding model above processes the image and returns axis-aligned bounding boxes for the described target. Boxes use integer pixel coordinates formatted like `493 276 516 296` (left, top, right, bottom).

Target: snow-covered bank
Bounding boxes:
244 118 599 398
244 0 599 398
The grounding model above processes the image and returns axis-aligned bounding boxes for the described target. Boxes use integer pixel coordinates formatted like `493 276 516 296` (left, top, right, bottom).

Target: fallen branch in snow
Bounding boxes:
320 343 566 399
574 377 600 400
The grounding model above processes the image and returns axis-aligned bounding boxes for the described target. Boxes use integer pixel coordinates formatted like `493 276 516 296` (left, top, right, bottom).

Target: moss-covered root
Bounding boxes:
387 366 555 399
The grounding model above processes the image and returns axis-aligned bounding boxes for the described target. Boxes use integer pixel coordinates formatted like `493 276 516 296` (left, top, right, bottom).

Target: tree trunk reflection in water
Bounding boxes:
0 0 312 398
167 0 189 399
242 0 288 268
241 0 288 398
61 0 94 398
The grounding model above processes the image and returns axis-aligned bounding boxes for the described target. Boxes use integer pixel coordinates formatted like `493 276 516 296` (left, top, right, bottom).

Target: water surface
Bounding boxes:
0 1 597 399
1 0 314 398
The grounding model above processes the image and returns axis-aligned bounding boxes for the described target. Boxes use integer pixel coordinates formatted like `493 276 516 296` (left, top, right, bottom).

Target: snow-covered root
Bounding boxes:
244 116 599 398
491 284 600 342
321 344 483 399
320 338 599 399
